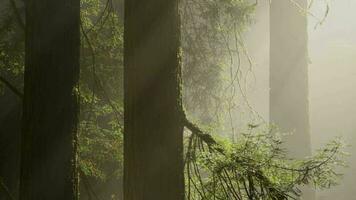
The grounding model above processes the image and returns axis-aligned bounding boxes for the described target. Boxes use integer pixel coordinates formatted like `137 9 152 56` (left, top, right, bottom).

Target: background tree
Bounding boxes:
270 0 314 199
0 0 125 198
20 0 80 199
0 0 347 199
0 88 21 200
0 1 24 199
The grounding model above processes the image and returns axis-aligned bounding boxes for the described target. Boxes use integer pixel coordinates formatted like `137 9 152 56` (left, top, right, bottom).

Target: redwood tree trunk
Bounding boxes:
20 0 80 199
0 90 21 199
124 0 184 199
270 0 314 199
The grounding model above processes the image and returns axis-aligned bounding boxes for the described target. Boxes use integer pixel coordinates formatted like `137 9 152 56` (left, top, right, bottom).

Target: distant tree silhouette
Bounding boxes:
270 0 315 199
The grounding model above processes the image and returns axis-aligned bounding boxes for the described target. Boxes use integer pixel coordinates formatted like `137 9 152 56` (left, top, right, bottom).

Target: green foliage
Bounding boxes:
0 1 347 200
0 0 125 186
78 0 124 182
185 125 347 200
181 0 255 125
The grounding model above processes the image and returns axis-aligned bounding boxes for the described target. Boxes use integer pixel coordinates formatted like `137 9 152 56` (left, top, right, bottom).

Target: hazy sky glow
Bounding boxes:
240 1 356 199
309 0 356 199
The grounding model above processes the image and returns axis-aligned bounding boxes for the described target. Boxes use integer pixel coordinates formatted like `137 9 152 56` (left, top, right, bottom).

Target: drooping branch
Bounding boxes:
184 117 219 147
183 117 288 199
80 20 123 123
182 109 345 200
0 74 23 99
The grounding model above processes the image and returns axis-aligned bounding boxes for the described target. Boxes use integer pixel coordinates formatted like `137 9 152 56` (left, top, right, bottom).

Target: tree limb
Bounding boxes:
182 111 225 154
0 74 23 99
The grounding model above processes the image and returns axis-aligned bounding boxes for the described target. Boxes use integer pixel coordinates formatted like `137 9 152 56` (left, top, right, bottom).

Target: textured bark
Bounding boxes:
0 90 21 199
124 0 185 200
20 0 80 199
270 0 314 199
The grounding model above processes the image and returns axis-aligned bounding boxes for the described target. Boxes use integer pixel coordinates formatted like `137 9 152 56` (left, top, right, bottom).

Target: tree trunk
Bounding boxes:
0 89 21 199
20 0 80 199
124 0 185 200
270 0 314 199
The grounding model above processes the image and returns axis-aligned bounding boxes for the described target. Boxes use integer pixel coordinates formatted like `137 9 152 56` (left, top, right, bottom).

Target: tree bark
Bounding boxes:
124 0 185 199
270 0 314 199
0 89 21 199
20 0 80 199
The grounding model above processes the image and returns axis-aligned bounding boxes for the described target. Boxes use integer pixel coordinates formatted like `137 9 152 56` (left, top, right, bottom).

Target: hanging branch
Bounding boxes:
182 109 345 200
0 74 23 99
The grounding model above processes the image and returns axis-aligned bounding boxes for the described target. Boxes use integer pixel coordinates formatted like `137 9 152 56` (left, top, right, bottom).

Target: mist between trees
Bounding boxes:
0 0 353 200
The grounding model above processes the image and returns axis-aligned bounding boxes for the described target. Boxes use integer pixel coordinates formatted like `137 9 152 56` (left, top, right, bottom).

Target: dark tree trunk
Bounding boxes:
0 89 21 199
20 0 80 199
270 0 314 199
124 0 184 199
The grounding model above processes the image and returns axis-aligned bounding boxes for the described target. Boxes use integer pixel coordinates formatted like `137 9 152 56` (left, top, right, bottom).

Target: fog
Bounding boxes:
309 1 356 199
0 0 355 199
241 1 356 199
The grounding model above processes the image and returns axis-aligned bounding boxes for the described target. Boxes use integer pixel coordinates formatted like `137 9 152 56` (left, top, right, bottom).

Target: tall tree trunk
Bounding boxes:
270 0 314 199
0 89 21 199
124 0 184 200
20 0 80 199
